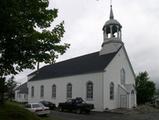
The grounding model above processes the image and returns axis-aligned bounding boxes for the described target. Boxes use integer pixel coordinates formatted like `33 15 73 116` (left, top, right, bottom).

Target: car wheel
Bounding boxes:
76 109 81 114
58 107 63 112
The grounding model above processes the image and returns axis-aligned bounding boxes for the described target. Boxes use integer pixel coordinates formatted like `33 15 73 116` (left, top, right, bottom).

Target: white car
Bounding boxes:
25 103 50 116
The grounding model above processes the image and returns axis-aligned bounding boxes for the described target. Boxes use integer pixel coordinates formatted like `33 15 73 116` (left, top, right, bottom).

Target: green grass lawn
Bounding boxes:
0 102 60 120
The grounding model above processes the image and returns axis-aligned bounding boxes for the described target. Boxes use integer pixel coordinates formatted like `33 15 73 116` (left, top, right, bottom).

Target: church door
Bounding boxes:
131 90 135 107
120 95 127 108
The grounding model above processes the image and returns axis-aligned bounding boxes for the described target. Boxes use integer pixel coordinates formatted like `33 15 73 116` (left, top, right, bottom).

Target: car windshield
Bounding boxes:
42 101 49 105
32 104 41 108
75 98 85 103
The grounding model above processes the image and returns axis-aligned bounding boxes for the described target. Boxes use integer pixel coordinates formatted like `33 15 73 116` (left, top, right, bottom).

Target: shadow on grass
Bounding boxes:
0 102 40 120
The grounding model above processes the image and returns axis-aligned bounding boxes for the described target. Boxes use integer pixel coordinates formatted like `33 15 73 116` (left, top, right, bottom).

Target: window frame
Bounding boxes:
31 86 34 98
52 84 56 99
110 82 114 100
86 81 93 100
120 68 126 85
40 85 44 98
66 83 72 99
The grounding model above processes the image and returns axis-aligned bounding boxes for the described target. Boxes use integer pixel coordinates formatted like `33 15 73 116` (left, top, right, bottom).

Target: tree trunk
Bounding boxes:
37 62 39 74
0 77 5 105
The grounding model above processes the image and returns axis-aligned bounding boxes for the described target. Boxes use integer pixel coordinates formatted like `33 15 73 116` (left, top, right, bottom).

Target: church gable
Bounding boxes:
106 46 135 84
122 46 136 79
103 46 136 109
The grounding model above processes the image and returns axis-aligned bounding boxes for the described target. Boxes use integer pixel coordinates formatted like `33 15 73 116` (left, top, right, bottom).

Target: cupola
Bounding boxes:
100 5 123 55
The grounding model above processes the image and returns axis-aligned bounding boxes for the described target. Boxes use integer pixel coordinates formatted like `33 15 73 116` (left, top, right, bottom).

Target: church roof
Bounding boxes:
29 50 120 81
15 82 28 94
105 19 121 27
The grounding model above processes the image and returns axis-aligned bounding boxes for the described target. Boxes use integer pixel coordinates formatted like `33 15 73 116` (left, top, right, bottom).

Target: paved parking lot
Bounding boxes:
49 111 159 120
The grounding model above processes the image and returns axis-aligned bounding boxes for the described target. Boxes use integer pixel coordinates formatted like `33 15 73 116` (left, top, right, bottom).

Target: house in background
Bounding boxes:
27 5 137 111
15 82 28 103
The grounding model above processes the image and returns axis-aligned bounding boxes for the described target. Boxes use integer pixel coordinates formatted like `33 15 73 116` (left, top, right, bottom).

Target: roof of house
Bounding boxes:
29 49 121 82
15 82 28 94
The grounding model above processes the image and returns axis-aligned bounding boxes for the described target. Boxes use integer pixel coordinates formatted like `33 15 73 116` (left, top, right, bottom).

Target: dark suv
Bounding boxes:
58 97 94 114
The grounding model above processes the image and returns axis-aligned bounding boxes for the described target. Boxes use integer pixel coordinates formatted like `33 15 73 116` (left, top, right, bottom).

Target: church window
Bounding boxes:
120 68 126 85
86 81 93 100
31 86 34 97
40 85 44 98
110 82 114 100
131 90 134 94
67 83 72 98
52 84 56 98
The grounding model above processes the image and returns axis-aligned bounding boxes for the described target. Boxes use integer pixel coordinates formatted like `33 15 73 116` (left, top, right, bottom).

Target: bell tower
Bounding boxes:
100 5 123 55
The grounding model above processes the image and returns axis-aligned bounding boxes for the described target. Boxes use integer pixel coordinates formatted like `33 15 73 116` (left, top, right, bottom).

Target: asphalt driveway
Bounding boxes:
49 111 159 120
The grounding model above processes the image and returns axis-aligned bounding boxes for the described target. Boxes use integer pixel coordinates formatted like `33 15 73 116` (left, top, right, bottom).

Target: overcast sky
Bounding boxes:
15 0 159 86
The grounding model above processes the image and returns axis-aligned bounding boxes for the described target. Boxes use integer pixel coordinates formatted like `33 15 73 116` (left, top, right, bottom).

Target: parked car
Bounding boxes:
40 101 56 110
58 97 94 114
25 103 50 116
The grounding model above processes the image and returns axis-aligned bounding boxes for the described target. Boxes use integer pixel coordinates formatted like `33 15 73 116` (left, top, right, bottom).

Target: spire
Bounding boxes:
110 5 114 19
100 0 123 55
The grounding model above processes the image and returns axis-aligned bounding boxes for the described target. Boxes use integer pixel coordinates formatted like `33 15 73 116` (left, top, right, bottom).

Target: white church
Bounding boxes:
27 5 137 111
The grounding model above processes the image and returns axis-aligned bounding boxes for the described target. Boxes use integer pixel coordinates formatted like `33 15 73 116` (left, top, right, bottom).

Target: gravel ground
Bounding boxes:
49 110 159 120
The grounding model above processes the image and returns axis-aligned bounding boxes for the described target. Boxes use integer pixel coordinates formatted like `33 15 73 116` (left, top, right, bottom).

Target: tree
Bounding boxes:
0 0 69 104
5 76 17 101
136 71 156 105
156 89 159 95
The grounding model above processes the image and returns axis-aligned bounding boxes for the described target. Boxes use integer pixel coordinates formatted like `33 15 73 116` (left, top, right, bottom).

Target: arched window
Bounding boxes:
67 83 72 98
120 68 126 85
31 86 34 97
52 84 56 98
131 90 134 94
110 82 114 100
86 81 93 100
40 85 44 98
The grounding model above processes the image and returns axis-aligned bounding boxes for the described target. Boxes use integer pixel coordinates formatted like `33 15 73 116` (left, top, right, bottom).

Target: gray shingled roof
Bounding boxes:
29 50 120 82
15 82 28 94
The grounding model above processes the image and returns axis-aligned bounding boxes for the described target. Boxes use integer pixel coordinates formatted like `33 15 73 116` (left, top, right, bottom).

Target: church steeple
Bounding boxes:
110 5 114 19
100 5 123 55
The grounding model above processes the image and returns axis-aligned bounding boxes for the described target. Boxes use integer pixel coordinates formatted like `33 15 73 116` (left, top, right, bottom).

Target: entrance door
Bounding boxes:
120 95 127 108
131 90 135 107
